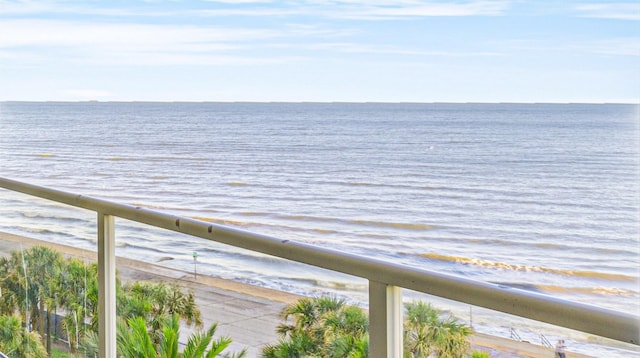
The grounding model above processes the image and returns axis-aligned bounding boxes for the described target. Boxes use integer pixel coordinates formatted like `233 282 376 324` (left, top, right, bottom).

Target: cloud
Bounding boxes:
0 19 278 47
203 0 274 3
574 38 640 57
0 0 511 19
0 19 294 66
298 0 511 20
0 0 143 16
307 42 503 57
575 3 640 20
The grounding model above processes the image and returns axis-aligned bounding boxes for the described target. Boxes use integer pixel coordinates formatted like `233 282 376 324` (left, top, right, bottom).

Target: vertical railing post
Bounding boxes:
98 213 116 358
369 281 403 358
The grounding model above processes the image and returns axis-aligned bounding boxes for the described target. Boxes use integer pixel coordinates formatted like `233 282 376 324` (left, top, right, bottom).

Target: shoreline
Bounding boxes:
0 231 592 358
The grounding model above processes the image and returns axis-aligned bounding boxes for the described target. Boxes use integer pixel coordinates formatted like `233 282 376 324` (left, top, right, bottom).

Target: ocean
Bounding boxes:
1 102 638 356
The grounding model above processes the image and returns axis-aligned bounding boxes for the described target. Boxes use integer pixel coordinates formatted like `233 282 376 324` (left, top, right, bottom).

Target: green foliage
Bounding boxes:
264 297 473 358
0 246 102 354
120 280 202 343
404 301 472 358
160 315 180 358
0 246 244 357
113 314 245 358
472 351 490 358
0 246 69 354
50 349 76 358
264 296 369 358
77 331 99 357
0 315 48 357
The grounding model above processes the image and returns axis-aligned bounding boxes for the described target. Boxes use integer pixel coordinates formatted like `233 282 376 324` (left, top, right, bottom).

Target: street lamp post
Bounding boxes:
193 251 198 279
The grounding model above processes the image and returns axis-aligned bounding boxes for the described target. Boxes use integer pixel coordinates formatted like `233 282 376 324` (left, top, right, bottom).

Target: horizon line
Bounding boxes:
1 100 638 105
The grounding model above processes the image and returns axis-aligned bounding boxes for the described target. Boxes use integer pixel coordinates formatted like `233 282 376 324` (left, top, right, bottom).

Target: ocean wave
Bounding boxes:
348 220 434 230
189 215 344 240
466 238 631 256
421 253 637 282
190 214 434 238
313 228 340 234
275 213 435 231
16 226 85 242
20 211 88 224
132 202 217 213
238 211 269 217
22 227 58 235
539 285 639 296
191 216 252 227
288 277 368 291
118 242 168 254
492 282 639 297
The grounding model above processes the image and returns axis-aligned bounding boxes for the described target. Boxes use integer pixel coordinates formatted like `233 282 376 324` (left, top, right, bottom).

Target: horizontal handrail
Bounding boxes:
1 177 638 345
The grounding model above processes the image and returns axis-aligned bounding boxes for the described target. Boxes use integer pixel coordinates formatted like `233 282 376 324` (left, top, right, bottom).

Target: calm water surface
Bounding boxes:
1 102 638 355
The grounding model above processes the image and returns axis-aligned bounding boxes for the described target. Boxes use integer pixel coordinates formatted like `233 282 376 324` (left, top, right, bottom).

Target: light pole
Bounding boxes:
193 251 198 279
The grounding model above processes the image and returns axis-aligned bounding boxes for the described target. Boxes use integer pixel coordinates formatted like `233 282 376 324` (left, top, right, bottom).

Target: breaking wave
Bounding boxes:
492 282 639 297
421 253 637 282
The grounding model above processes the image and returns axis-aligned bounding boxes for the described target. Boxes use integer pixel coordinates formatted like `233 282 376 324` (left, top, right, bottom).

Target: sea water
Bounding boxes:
0 102 638 356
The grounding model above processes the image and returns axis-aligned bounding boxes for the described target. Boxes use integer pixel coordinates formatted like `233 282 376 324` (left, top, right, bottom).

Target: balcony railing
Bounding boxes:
1 177 638 358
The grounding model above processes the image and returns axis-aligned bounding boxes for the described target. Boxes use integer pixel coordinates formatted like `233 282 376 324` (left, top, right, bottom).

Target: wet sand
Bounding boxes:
0 231 592 357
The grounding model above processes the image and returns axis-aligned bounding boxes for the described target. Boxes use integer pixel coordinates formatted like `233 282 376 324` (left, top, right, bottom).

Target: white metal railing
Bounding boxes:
1 177 638 358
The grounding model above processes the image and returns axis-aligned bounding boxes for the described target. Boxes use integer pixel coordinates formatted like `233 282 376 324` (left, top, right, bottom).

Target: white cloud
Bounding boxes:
299 0 511 20
0 0 143 16
203 0 274 3
0 0 511 19
1 0 636 102
0 20 278 48
0 19 292 66
0 0 54 15
574 38 640 57
487 37 640 57
575 3 640 20
307 42 503 57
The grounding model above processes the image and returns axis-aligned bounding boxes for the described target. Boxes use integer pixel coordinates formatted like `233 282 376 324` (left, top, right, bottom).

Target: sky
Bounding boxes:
0 0 638 103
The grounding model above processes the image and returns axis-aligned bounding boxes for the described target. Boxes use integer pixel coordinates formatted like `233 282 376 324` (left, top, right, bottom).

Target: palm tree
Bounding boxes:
322 305 369 357
430 317 473 358
404 301 439 357
120 281 202 344
0 248 34 326
116 316 156 358
276 296 345 343
262 334 316 358
25 246 62 343
265 297 473 358
82 314 246 358
403 301 472 358
0 246 64 355
0 256 21 317
56 257 95 353
264 296 369 358
0 246 238 357
0 315 47 358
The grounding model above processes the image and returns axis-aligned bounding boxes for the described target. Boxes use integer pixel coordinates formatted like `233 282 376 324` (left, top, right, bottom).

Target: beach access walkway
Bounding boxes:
0 231 593 358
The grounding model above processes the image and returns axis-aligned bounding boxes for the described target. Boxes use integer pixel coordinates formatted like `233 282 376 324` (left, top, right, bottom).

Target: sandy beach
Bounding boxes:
0 231 592 358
